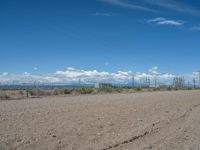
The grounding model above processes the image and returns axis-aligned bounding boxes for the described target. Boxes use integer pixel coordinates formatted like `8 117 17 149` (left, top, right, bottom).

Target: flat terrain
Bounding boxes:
1 90 200 150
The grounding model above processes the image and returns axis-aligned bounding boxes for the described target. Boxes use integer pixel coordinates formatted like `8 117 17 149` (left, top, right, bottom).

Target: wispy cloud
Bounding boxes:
100 0 157 12
190 25 200 31
143 0 200 15
148 17 185 26
100 0 200 15
33 67 38 71
104 62 110 66
92 12 112 16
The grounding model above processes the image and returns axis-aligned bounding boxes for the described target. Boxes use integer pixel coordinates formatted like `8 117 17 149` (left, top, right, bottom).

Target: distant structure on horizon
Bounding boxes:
95 83 113 89
173 76 185 88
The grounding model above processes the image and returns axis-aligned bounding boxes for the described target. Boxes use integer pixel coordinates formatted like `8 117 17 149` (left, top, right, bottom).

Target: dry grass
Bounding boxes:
0 90 27 100
0 86 190 100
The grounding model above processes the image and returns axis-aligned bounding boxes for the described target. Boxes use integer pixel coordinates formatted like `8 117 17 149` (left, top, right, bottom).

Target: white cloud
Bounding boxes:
193 72 200 77
148 17 184 26
23 72 31 76
2 72 9 76
149 66 159 75
0 67 177 85
147 17 165 22
157 20 184 26
33 67 38 71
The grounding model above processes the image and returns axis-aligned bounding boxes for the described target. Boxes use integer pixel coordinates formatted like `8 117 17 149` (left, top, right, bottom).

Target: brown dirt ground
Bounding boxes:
1 90 200 150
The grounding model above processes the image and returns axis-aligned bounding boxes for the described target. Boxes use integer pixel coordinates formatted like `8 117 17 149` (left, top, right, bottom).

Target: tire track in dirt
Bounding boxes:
101 103 200 150
150 103 200 148
102 131 150 150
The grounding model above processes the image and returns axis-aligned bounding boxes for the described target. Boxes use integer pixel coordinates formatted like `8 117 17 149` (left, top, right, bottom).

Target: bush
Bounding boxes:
63 88 73 94
76 87 94 94
134 87 142 91
53 89 60 95
98 87 113 93
29 90 35 96
113 87 124 93
153 88 160 91
19 90 24 95
0 94 10 100
167 86 172 91
29 89 51 96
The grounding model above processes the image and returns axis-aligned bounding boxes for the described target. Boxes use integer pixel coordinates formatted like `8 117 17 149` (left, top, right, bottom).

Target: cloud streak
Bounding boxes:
100 0 200 15
143 0 200 15
190 26 200 31
100 0 157 12
148 17 184 26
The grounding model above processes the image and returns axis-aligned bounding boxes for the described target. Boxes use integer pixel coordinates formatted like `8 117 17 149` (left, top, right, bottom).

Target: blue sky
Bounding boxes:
0 0 200 77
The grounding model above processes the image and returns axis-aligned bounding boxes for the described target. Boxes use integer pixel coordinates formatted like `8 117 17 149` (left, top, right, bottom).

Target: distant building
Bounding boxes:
95 83 113 89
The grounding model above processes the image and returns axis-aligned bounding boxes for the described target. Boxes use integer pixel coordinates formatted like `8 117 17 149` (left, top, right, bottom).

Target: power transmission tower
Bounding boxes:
34 80 37 88
144 77 150 88
78 79 81 87
154 76 157 87
193 79 196 89
188 81 190 90
132 73 135 88
199 71 200 88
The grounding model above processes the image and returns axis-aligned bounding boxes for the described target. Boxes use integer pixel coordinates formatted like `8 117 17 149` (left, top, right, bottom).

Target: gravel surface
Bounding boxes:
1 90 200 150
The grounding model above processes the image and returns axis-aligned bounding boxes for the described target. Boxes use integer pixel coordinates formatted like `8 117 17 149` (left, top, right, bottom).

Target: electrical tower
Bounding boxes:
154 75 157 87
199 71 200 88
193 79 196 89
78 79 81 87
173 76 185 89
132 73 135 88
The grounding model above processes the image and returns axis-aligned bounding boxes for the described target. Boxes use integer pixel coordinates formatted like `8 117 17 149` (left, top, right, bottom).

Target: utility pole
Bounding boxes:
199 71 200 88
193 79 196 89
132 73 135 88
78 79 81 87
34 81 36 88
154 76 157 87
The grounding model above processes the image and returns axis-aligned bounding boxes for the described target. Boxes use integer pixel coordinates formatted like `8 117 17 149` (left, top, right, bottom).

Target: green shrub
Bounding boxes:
29 90 35 96
134 87 142 91
113 87 124 93
98 87 110 93
77 87 94 94
153 87 160 91
29 89 50 96
174 87 178 91
53 89 60 95
63 88 73 94
167 86 172 91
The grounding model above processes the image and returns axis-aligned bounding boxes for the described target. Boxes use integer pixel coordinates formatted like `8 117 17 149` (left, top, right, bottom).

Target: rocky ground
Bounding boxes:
1 90 200 150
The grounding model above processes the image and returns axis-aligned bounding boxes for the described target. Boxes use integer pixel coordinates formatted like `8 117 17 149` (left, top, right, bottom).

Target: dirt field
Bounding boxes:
1 90 200 150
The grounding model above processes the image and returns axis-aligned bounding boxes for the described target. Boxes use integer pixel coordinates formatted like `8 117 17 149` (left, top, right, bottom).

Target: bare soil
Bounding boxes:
1 90 200 150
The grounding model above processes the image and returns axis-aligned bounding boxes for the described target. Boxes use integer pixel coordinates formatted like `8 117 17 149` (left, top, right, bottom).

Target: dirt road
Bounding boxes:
1 90 200 150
